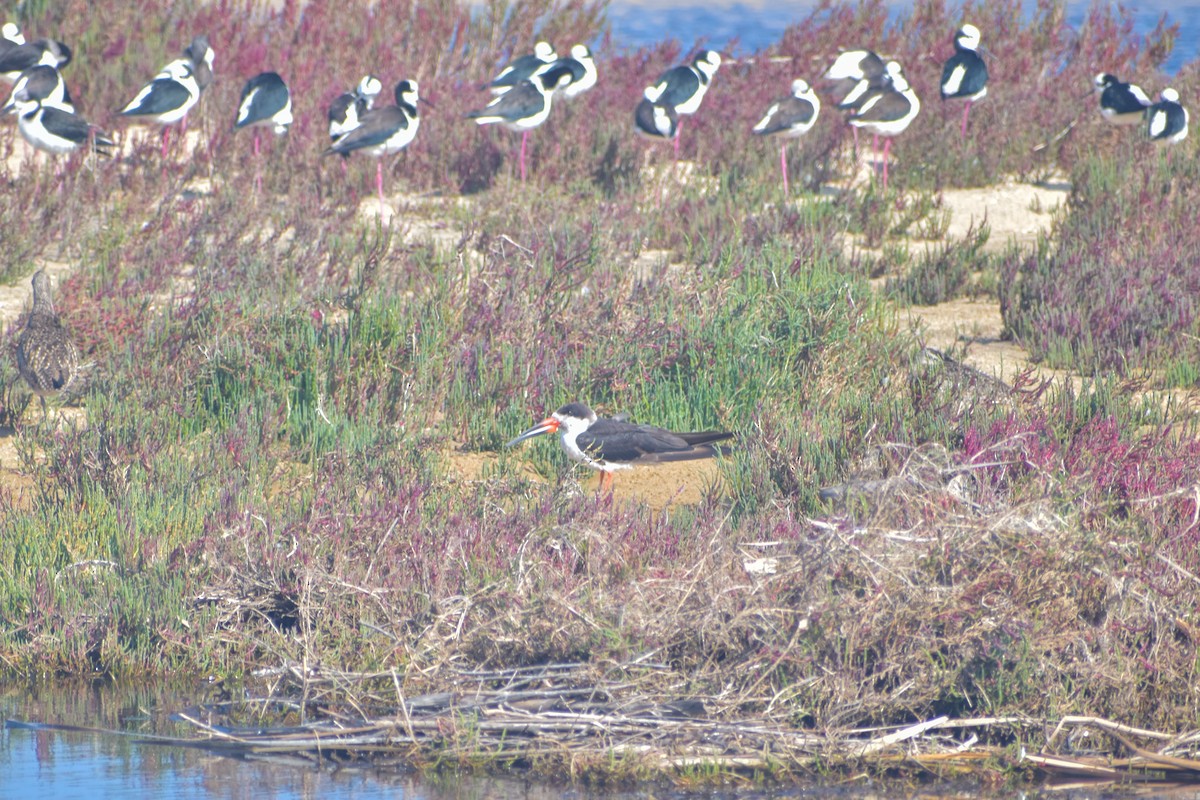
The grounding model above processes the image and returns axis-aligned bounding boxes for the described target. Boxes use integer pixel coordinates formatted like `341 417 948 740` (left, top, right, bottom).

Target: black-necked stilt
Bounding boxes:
17 269 79 424
328 74 382 145
468 67 570 182
642 49 721 158
119 58 202 157
236 71 292 191
323 79 420 206
634 94 679 140
0 38 70 83
824 49 886 154
825 49 886 108
506 402 733 492
0 22 25 58
753 78 820 195
5 64 73 113
940 24 988 138
1146 88 1188 144
6 91 113 158
236 72 292 144
184 35 214 92
119 36 213 157
1094 73 1151 125
485 41 557 95
848 60 920 191
542 44 597 99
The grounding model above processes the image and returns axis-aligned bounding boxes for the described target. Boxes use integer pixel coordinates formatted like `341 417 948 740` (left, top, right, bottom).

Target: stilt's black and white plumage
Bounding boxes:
824 49 887 109
753 78 820 195
506 402 734 492
120 58 201 124
634 94 679 140
7 91 113 157
0 22 26 59
0 38 70 83
848 60 920 191
825 48 888 155
119 36 213 157
328 74 382 144
642 49 721 157
236 71 292 187
469 68 570 181
485 41 557 95
940 24 988 137
236 71 292 135
541 44 597 99
119 59 202 156
5 65 73 113
645 49 721 115
1146 88 1188 144
184 35 215 92
323 80 420 205
1095 73 1151 125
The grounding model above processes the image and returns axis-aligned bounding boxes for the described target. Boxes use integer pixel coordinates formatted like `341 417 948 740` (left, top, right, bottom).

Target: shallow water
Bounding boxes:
6 682 1200 799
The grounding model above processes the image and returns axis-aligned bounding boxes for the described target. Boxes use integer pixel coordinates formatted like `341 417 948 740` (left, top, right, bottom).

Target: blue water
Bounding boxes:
608 1 1200 73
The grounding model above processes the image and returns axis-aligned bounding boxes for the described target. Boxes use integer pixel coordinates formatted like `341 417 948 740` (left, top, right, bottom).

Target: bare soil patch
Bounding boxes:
442 446 725 512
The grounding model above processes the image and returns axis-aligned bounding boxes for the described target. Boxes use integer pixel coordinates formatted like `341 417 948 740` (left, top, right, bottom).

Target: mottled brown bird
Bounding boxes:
16 269 79 421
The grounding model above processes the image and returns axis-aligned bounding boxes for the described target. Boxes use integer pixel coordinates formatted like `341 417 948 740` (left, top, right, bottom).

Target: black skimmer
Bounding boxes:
940 24 988 137
1094 73 1151 125
848 60 919 192
541 44 597 99
323 79 420 206
468 67 570 182
6 90 113 158
485 41 557 95
752 78 820 195
1146 88 1188 144
328 74 382 145
0 22 25 58
506 403 733 492
5 65 73 113
642 50 721 157
17 269 80 423
634 94 679 140
0 38 71 83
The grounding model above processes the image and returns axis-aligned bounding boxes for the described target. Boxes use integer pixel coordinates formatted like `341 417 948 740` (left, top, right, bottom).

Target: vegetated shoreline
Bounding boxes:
1 0 1199 788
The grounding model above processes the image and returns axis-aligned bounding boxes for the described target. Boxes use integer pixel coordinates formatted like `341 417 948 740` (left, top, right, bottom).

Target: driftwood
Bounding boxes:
8 664 1200 788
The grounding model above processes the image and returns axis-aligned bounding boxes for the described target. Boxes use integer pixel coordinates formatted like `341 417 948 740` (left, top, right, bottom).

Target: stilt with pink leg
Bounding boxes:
468 68 567 182
234 71 292 192
753 78 820 197
940 24 988 139
118 37 212 159
640 50 721 163
848 60 920 191
824 48 886 164
323 79 421 212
